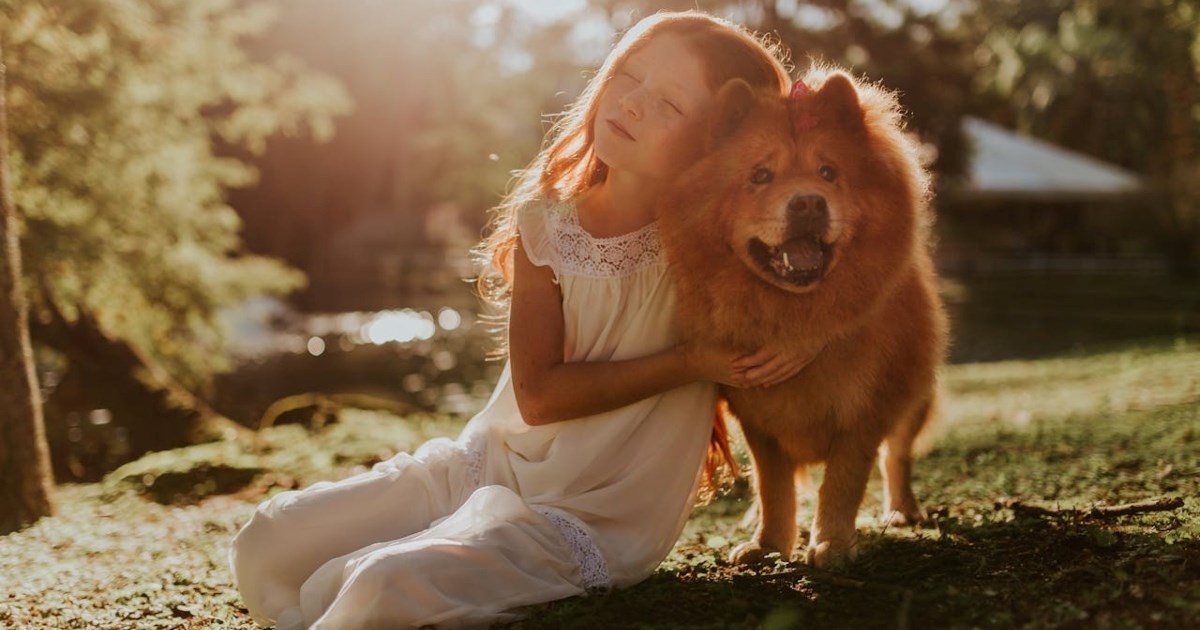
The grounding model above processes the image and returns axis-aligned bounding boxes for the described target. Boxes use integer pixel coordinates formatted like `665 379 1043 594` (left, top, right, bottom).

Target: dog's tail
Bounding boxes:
699 398 740 502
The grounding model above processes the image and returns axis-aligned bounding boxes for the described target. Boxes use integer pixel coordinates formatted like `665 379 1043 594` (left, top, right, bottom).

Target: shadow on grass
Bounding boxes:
508 515 1200 629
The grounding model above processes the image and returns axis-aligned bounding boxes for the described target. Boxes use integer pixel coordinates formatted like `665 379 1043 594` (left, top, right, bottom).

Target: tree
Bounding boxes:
0 0 351 473
0 37 56 533
4 0 349 385
226 0 579 309
970 0 1199 276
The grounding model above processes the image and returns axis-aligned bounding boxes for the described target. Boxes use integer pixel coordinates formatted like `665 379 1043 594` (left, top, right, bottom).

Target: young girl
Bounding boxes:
231 11 801 629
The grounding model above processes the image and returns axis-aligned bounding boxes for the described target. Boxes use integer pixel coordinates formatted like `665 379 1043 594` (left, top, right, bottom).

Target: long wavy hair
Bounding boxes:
472 11 792 495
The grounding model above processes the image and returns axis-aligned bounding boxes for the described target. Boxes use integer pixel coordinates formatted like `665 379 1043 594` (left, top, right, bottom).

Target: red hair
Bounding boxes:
472 11 792 496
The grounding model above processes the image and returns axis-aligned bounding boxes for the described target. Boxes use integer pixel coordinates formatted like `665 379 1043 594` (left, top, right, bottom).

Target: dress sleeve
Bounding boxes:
516 201 561 283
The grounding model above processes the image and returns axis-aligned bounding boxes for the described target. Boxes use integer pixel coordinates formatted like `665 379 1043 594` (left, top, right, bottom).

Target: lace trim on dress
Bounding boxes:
531 506 612 593
547 203 662 279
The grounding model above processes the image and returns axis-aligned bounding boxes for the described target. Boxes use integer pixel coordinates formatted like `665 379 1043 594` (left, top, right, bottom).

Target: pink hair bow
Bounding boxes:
790 79 810 99
790 80 819 131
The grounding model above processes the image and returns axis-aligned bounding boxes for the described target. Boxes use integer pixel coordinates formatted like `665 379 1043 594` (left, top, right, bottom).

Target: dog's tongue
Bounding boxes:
780 237 823 271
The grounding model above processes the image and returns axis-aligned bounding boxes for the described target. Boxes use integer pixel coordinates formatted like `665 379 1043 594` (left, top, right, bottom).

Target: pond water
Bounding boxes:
43 298 506 481
214 299 505 423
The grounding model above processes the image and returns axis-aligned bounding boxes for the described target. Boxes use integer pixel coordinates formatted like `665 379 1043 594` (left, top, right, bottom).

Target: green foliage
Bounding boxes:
970 0 1200 273
972 0 1195 169
1 0 351 385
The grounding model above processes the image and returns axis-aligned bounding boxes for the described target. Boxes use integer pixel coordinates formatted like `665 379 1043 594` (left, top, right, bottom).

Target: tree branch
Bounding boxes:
997 496 1185 520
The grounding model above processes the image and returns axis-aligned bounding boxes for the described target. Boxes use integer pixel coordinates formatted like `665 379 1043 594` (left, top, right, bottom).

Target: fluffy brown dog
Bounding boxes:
658 67 949 568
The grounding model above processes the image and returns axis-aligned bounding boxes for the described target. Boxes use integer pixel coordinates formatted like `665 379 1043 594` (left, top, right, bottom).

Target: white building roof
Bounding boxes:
952 116 1146 202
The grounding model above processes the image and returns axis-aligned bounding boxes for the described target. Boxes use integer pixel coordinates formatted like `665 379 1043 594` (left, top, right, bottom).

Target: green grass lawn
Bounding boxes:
2 337 1198 629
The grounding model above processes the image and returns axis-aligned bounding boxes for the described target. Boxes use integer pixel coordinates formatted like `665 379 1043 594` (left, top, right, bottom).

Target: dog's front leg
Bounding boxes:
807 439 874 568
730 427 796 564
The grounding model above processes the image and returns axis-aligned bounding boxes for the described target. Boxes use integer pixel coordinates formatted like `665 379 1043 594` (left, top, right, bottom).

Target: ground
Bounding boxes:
2 336 1199 627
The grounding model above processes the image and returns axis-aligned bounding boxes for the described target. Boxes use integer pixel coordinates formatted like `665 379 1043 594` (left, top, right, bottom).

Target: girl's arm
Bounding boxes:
509 240 746 426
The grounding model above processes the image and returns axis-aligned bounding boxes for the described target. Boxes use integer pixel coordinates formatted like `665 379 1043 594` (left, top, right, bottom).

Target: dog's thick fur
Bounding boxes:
658 68 949 568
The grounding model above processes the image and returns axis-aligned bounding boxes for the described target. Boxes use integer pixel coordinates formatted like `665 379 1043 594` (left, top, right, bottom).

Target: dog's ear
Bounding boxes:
709 78 757 148
815 72 864 130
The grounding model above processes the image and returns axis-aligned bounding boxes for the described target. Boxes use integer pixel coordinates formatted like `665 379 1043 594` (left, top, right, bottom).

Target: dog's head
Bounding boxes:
664 68 930 296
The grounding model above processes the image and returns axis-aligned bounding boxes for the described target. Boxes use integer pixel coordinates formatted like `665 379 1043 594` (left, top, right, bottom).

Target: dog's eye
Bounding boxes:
750 167 774 185
819 165 837 182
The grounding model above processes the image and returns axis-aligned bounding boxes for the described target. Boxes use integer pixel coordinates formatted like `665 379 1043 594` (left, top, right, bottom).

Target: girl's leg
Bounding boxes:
301 485 586 630
230 438 475 625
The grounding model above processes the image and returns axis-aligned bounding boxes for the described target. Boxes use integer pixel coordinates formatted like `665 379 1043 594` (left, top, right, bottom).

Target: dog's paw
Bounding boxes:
729 541 785 566
804 537 858 569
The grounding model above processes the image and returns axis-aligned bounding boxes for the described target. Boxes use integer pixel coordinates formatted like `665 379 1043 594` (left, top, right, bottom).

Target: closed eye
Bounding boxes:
663 99 683 115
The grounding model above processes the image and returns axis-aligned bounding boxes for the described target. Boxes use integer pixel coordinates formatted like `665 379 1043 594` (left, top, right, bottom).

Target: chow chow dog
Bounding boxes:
658 67 948 568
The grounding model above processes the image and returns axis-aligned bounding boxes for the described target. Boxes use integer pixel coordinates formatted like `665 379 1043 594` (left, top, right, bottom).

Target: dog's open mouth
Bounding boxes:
748 236 831 286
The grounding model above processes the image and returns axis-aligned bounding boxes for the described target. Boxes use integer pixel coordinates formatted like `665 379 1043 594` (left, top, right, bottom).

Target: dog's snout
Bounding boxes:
787 194 828 232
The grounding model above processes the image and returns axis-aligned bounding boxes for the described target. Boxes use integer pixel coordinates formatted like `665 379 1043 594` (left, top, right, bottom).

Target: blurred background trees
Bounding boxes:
968 0 1198 276
2 0 1195 485
1 0 347 477
4 0 346 386
228 0 588 311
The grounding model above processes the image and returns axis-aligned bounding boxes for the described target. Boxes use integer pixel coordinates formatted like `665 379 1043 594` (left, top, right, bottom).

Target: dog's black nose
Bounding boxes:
787 194 828 232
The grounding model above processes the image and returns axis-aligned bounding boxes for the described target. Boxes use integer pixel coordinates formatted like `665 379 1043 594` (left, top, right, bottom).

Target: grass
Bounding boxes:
2 338 1199 629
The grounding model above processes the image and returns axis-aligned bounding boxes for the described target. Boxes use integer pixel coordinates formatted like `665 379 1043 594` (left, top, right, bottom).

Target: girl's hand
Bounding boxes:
731 344 823 388
680 341 753 388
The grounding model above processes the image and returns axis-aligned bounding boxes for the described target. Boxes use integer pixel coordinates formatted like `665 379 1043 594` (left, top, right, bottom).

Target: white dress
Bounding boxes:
229 199 717 629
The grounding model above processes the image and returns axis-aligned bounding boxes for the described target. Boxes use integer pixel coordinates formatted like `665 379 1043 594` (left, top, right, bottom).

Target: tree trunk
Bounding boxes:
0 40 57 534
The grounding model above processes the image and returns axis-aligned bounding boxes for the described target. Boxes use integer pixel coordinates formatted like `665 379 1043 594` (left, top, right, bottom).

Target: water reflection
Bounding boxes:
437 307 463 331
364 310 438 344
214 300 502 430
41 299 502 481
226 300 471 355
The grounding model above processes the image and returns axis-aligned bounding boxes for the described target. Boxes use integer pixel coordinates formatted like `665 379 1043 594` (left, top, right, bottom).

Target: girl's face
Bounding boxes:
593 33 713 180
